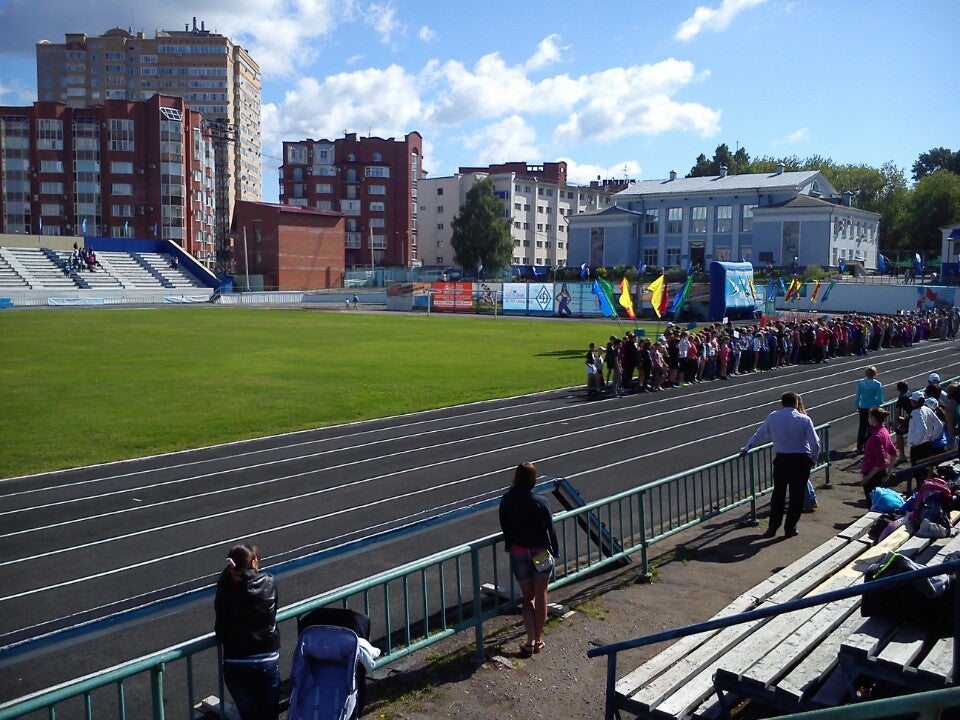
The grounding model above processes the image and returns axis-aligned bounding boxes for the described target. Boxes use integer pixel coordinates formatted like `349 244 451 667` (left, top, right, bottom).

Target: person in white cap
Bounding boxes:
907 390 944 485
925 373 942 401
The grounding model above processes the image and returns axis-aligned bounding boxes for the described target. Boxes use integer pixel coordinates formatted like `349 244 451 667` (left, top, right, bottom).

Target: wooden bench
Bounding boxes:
837 529 960 695
610 513 955 720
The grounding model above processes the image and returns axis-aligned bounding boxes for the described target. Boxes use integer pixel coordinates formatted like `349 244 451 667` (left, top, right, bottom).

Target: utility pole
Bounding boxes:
206 119 237 273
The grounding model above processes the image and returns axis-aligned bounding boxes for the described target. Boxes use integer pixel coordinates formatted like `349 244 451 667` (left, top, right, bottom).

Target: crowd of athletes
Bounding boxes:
584 307 960 399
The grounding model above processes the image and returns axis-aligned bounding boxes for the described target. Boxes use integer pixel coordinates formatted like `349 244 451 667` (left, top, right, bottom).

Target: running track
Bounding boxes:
2 339 959 702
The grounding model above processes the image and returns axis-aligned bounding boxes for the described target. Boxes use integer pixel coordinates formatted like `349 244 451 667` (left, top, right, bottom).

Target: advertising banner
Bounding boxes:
432 282 473 312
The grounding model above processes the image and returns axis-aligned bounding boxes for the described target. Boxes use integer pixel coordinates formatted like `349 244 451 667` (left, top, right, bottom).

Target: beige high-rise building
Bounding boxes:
36 19 261 262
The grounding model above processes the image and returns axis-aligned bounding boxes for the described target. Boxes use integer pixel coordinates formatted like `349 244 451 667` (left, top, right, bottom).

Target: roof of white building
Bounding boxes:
614 170 828 198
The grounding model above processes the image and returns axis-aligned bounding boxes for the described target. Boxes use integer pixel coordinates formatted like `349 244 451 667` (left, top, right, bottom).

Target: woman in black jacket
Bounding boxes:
498 462 558 655
214 544 280 720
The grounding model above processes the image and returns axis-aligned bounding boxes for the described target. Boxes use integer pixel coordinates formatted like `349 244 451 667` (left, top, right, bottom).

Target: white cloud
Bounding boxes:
784 127 808 143
461 116 541 166
418 25 437 42
362 2 403 46
675 0 768 42
524 33 566 71
559 158 644 186
265 64 424 145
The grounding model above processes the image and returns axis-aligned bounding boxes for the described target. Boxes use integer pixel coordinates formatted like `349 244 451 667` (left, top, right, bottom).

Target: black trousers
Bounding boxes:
856 408 871 451
769 453 814 533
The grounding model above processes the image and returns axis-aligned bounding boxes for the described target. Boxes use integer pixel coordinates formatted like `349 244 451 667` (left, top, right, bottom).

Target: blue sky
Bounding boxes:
0 0 957 202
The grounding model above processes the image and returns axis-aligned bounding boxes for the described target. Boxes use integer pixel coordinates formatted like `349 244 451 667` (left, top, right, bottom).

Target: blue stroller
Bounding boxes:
287 608 374 720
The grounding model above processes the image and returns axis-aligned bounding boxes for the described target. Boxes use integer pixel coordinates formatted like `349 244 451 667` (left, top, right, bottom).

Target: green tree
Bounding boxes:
687 143 752 177
450 177 514 275
912 147 960 181
908 170 960 256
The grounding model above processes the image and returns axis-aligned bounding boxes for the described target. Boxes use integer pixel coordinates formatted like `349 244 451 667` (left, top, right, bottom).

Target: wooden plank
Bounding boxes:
837 512 881 541
875 623 928 670
778 610 865 703
916 636 954 684
615 536 857 697
621 540 870 713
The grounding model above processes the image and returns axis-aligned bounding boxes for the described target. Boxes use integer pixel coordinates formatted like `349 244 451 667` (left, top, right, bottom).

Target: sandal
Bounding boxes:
533 640 545 653
520 643 536 656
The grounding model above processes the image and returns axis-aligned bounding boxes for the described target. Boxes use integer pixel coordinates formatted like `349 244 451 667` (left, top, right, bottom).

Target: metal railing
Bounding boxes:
587 559 960 720
0 424 831 720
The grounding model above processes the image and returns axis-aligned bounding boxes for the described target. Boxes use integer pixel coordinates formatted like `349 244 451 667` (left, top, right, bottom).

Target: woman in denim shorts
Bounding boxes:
498 462 558 655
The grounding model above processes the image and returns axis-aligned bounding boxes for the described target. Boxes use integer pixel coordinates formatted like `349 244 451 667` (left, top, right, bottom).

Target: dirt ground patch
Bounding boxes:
363 456 869 720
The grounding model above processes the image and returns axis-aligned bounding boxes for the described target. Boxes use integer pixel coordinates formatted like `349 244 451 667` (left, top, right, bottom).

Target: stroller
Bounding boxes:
287 608 375 720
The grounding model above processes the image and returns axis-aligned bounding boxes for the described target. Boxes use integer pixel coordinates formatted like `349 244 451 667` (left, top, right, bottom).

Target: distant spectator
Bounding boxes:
171 255 179 270
352 293 360 309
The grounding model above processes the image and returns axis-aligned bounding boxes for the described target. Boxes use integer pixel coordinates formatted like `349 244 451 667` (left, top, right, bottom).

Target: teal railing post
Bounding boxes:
470 545 486 662
637 488 651 581
747 449 758 525
823 424 832 487
150 663 164 720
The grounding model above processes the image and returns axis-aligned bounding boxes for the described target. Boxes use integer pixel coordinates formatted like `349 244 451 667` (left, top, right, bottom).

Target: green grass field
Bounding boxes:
0 308 656 479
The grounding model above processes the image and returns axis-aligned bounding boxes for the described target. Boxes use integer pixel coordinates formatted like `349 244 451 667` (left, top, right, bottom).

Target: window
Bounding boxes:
108 119 134 151
40 160 64 173
665 248 681 266
537 223 543 232
643 208 659 235
437 223 444 230
691 206 707 234
436 256 443 264
537 205 544 213
436 187 443 195
37 119 64 150
514 221 521 229
315 200 333 210
546 188 553 196
437 205 444 214
667 207 683 234
365 166 390 178
715 205 733 233
111 204 134 217
524 204 530 211
369 201 385 212
315 183 332 193
514 202 521 211
538 188 544 196
372 152 382 162
741 204 756 232
370 218 385 228
643 248 658 267
368 184 386 195
111 183 133 195
40 181 64 194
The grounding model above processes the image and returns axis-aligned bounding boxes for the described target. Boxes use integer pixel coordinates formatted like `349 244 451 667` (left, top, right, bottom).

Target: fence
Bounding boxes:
0 424 831 720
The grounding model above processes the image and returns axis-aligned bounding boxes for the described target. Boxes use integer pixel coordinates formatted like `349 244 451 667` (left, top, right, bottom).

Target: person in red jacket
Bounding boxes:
861 408 898 501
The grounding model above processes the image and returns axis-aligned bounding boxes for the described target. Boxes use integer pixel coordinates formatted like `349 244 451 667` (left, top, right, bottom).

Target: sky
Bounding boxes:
0 0 957 203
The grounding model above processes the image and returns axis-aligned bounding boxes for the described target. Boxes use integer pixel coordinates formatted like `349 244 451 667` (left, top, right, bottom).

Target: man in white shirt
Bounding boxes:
907 390 944 484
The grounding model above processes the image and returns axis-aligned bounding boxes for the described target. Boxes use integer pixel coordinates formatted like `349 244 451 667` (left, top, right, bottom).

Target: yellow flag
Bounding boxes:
647 274 667 318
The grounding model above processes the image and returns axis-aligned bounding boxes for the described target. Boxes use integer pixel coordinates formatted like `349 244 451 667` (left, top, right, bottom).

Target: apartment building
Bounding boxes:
0 95 216 262
279 132 423 268
417 162 622 271
35 20 261 227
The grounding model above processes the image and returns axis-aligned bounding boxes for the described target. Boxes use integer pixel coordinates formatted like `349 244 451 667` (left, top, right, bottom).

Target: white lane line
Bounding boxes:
3 341 950 519
1 348 942 597
0 344 944 540
2 344 953 546
0 388 569 494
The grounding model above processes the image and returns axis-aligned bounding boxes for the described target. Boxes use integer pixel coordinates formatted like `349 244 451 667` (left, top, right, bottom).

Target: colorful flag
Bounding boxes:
580 262 588 280
591 278 617 318
38 216 42 233
784 278 800 302
647 273 668 318
81 217 87 234
766 279 777 302
820 279 838 302
878 254 887 275
636 261 645 277
778 277 787 296
915 253 923 275
686 260 694 275
838 258 846 274
810 280 822 302
668 274 694 315
748 278 758 300
618 278 636 319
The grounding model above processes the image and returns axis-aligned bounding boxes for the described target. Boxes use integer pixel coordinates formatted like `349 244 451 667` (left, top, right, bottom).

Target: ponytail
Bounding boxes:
224 543 259 584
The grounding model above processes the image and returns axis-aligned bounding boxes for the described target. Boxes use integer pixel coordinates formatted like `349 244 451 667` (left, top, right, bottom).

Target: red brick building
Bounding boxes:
279 132 423 268
231 200 345 290
0 95 216 263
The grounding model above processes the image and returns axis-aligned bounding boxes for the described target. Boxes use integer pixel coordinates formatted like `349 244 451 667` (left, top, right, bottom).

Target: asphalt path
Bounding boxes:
2 337 960 705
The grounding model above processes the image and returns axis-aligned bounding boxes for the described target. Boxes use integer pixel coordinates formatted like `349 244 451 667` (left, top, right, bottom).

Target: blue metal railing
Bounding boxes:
0 424 831 720
587 559 960 720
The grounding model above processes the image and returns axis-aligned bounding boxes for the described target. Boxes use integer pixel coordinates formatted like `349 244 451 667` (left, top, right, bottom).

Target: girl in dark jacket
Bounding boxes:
499 462 558 655
214 544 280 720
